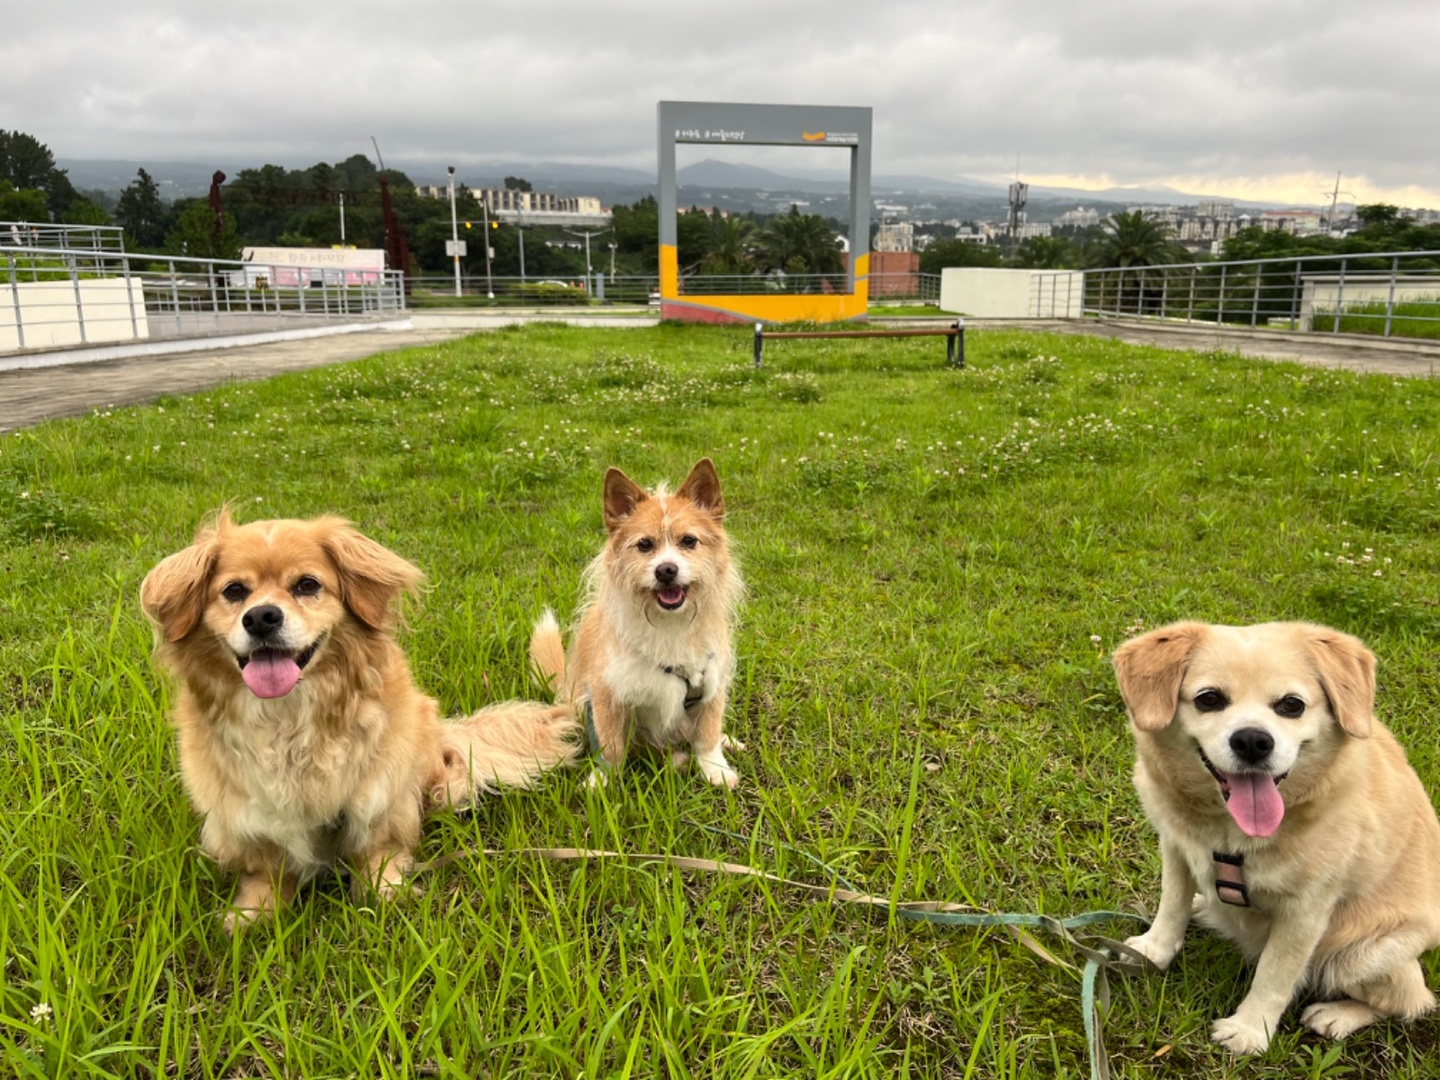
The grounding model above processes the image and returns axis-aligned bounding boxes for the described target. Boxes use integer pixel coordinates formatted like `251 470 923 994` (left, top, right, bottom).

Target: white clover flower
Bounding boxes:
30 1003 52 1022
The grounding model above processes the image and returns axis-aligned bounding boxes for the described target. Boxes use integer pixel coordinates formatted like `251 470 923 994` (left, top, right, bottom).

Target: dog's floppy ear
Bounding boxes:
675 457 725 520
316 518 423 631
1113 622 1207 732
603 467 648 532
1302 624 1375 738
140 515 225 643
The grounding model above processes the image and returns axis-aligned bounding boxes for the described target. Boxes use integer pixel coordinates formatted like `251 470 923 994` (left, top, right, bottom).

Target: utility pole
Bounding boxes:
517 214 526 282
1323 171 1354 235
447 166 461 297
338 191 346 245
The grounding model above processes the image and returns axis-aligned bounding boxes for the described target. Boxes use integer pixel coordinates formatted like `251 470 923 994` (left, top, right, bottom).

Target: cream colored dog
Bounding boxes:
1114 621 1440 1054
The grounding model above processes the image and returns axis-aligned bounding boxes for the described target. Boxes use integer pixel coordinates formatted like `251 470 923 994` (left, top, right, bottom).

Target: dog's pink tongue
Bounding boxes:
241 652 301 698
658 586 685 606
1224 772 1285 837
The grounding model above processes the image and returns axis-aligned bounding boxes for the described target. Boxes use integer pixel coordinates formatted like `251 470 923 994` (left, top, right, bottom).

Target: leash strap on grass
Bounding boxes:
412 844 1154 1080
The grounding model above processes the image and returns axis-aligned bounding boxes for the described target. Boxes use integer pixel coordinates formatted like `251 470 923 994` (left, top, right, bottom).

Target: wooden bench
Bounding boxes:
752 320 965 370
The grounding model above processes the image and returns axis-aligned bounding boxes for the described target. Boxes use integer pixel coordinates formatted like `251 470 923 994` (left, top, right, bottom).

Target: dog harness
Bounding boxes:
660 654 713 718
1212 851 1250 907
580 652 717 755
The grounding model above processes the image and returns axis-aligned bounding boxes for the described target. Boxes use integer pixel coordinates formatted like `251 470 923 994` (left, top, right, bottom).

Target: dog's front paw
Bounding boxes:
697 757 739 789
1301 1000 1379 1041
1210 1014 1272 1055
221 907 257 935
585 767 609 790
1123 931 1181 972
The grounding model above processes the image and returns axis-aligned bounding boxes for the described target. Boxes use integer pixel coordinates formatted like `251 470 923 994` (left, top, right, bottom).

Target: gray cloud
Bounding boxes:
5 0 1437 204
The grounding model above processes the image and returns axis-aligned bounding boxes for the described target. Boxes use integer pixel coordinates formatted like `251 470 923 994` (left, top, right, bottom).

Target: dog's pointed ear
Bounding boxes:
1303 624 1375 738
316 518 423 631
140 514 225 643
603 467 648 532
1113 622 1207 732
676 458 724 520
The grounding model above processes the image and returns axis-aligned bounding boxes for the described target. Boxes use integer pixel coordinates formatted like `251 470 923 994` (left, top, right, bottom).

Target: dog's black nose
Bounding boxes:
242 604 285 638
654 562 679 585
1229 727 1275 765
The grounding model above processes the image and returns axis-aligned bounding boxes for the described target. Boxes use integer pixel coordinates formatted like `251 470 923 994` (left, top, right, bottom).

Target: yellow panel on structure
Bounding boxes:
658 247 870 325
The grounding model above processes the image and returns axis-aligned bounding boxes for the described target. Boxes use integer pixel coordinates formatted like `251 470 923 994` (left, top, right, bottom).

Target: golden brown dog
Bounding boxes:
141 512 577 930
529 459 744 788
1114 621 1440 1053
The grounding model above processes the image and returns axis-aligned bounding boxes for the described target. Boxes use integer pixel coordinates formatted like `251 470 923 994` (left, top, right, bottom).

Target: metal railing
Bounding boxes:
1 221 126 253
1029 271 1085 318
3 245 405 354
405 270 941 307
1082 249 1440 340
407 274 657 306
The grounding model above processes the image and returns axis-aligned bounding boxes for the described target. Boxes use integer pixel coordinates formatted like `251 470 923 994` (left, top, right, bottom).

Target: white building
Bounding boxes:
874 221 914 253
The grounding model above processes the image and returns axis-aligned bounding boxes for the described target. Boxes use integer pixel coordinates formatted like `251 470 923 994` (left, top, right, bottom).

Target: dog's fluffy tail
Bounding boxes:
431 699 579 807
529 608 570 704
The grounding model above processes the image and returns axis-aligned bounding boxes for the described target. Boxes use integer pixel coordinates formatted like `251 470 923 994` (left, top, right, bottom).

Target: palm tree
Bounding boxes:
754 205 844 285
1090 211 1178 313
1091 210 1175 268
698 214 755 276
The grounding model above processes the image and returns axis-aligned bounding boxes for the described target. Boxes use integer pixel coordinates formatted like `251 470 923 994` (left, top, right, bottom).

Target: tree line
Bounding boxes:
1 129 852 281
921 206 1440 276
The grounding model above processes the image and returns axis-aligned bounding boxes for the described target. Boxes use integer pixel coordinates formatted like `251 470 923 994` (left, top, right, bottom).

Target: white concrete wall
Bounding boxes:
939 267 1083 317
1 277 150 351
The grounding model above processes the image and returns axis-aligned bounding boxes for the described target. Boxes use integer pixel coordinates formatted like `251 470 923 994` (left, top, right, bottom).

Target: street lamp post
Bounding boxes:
447 166 461 297
480 195 495 299
564 226 606 294
608 240 617 281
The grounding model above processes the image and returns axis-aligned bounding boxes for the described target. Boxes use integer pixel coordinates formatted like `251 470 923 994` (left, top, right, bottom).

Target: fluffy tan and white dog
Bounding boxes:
1114 620 1440 1054
529 458 744 788
140 512 577 930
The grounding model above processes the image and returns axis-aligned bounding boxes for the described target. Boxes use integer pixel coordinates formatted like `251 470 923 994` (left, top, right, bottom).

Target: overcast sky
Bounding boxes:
6 0 1438 207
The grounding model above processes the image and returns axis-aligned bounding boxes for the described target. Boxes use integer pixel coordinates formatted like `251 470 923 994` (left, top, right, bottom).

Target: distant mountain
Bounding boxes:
60 159 246 198
1024 182 1308 211
444 161 654 187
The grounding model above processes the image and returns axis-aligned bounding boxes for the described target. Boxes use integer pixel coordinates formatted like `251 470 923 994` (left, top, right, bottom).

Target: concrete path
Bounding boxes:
4 313 1437 434
0 314 657 432
969 318 1440 378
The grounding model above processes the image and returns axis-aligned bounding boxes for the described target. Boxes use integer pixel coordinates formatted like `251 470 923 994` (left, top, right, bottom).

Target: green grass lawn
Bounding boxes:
4 324 1440 1078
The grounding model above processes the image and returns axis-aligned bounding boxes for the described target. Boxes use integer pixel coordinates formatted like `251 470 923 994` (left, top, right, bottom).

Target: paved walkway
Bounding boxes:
0 313 657 432
4 315 1437 433
982 318 1440 378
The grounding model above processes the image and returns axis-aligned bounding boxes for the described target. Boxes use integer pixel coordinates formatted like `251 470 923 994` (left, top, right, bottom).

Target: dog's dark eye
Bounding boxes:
293 575 322 598
221 582 250 603
636 538 655 553
1273 695 1306 719
1194 689 1228 712
679 534 699 550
